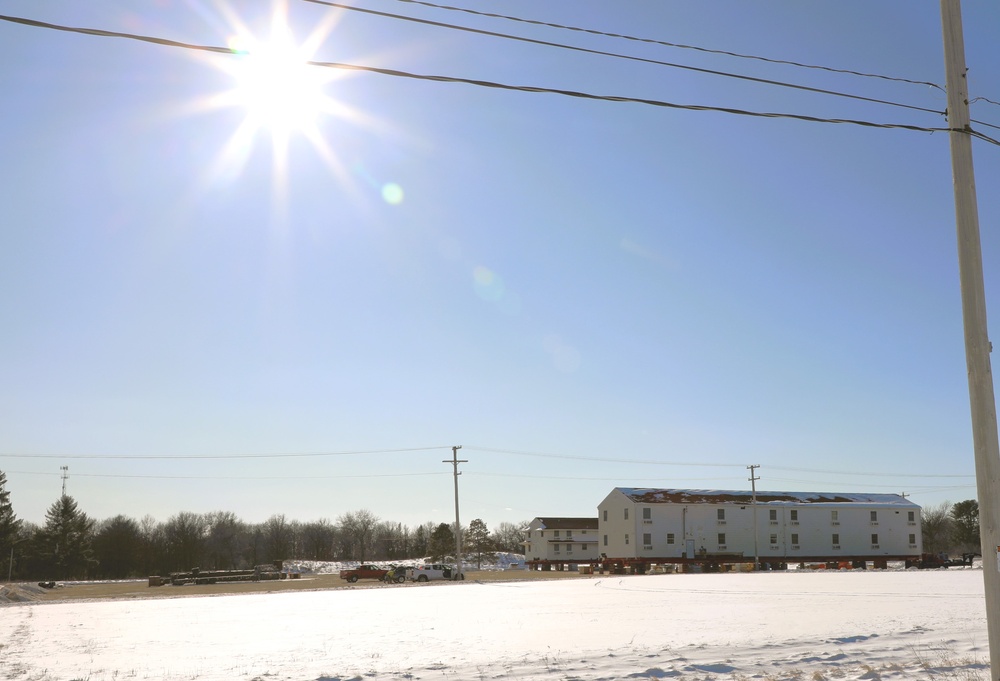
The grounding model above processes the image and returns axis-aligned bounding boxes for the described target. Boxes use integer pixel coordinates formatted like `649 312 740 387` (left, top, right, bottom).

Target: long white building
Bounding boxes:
597 488 922 568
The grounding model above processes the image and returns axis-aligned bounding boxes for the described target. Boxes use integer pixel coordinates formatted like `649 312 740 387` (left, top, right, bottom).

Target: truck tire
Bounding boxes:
417 574 429 582
396 575 405 583
348 575 358 583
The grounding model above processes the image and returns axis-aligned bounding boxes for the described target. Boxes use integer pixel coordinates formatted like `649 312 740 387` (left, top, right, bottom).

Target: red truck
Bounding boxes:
339 564 390 583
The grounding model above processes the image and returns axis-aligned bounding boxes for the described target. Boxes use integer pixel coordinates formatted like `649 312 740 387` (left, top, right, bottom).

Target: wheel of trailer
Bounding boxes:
417 574 428 582
348 575 358 583
396 575 405 583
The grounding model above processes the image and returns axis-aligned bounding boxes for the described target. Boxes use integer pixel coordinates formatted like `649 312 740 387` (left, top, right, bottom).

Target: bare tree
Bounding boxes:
162 512 207 571
491 520 529 554
263 514 293 563
921 502 953 555
338 509 380 561
301 519 334 560
205 511 245 569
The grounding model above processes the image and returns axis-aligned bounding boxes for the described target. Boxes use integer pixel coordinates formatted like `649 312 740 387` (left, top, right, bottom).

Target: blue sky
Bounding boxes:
1 1 998 530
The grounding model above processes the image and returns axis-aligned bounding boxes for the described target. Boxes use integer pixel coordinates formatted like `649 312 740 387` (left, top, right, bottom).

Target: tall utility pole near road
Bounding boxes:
747 465 760 570
940 2 1000 677
444 446 467 579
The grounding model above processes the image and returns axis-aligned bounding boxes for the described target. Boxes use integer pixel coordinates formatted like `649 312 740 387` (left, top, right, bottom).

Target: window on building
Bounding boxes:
909 534 916 545
791 533 799 545
566 544 572 553
871 533 879 545
566 531 573 539
554 530 560 538
554 543 560 553
717 508 726 521
832 534 840 545
790 510 798 522
643 533 652 545
908 511 915 522
581 543 589 551
666 533 675 545
769 509 777 521
625 534 630 545
603 509 608 522
831 510 839 522
539 531 544 537
770 534 778 545
717 533 726 545
624 508 629 520
870 511 878 522
643 507 651 520
603 534 608 546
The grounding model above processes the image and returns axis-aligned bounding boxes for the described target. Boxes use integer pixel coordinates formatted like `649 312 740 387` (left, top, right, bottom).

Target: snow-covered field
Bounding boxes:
0 567 989 681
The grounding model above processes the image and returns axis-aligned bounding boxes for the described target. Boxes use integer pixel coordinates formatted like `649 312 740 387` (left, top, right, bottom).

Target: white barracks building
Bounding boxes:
597 488 922 569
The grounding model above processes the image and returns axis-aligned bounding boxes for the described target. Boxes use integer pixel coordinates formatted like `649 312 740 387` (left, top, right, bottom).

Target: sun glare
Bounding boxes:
227 28 325 136
184 2 404 216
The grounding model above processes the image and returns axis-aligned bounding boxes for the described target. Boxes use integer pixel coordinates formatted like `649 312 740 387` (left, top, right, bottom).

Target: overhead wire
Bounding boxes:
303 1 1000 134
0 446 451 460
386 0 945 91
3 14 995 143
4 469 447 480
298 0 943 117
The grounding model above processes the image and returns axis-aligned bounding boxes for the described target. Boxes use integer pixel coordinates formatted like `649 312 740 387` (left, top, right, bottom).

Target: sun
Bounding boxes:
192 2 364 206
225 23 328 137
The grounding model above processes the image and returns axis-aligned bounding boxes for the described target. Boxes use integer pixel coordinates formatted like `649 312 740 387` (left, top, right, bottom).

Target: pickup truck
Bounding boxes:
405 564 464 582
339 564 390 583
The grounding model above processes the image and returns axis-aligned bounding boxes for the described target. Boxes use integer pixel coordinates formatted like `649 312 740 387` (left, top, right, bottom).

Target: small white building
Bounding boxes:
598 488 922 566
523 517 600 566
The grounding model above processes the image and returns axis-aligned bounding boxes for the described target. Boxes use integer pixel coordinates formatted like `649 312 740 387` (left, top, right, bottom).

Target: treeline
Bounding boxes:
0 471 527 581
919 499 981 555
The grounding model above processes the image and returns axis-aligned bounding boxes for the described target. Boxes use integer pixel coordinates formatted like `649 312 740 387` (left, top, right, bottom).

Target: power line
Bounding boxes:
768 465 974 479
465 446 744 467
0 14 986 140
5 469 447 480
386 0 945 92
0 446 450 460
299 0 943 117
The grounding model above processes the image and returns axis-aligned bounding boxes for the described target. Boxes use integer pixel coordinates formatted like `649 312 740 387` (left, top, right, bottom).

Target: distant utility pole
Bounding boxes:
747 465 760 570
940 2 1000 678
60 466 69 496
444 445 467 579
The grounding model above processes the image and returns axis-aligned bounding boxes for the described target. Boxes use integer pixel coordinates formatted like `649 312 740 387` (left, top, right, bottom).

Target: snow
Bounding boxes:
0 567 989 680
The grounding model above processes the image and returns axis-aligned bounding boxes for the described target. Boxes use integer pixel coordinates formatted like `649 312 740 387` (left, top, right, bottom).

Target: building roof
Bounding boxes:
534 517 599 530
614 488 919 507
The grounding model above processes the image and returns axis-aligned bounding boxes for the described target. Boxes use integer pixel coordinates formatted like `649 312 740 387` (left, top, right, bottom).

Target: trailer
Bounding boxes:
155 563 284 586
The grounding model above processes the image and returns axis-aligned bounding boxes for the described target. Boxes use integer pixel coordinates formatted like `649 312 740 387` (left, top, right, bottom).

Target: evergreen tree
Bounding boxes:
0 470 21 577
429 522 455 562
34 495 96 579
466 518 496 569
92 515 144 579
950 499 980 552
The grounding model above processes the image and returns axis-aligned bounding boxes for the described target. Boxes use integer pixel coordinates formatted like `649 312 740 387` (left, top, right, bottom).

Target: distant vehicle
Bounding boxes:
383 566 408 584
406 564 464 582
339 564 390 583
906 553 979 569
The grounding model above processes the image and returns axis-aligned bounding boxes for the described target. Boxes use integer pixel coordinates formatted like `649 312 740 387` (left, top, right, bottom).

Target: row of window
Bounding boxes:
597 533 918 547
603 508 918 523
552 543 589 553
535 530 592 538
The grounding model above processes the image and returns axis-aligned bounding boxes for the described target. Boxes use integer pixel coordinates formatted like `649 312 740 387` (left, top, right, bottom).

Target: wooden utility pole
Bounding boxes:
444 445 467 579
747 465 760 570
940 2 1000 677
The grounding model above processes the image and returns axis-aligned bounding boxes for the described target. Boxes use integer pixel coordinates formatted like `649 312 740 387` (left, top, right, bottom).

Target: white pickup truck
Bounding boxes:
405 564 464 582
